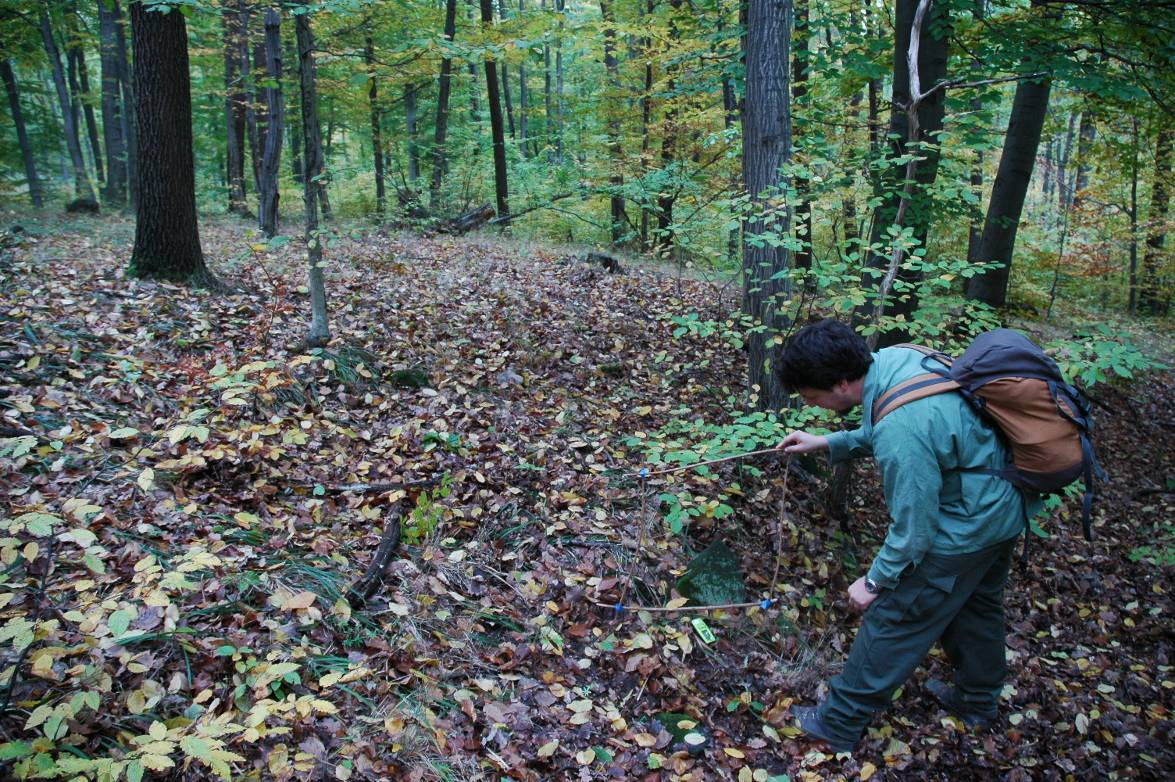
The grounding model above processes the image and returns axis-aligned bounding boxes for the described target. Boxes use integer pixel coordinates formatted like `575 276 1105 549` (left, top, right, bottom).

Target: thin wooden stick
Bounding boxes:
629 446 784 478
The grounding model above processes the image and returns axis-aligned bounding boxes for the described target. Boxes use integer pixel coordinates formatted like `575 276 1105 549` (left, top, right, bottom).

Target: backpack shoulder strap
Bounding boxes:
891 342 954 368
873 372 961 424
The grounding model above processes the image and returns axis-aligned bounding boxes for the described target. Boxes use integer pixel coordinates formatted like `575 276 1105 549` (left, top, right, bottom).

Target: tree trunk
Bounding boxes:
40 10 95 203
742 0 792 414
222 0 248 214
295 11 330 346
1140 126 1172 315
405 83 419 183
791 0 811 271
258 8 284 238
479 0 510 220
656 0 683 257
98 0 127 208
554 0 565 162
112 0 137 209
285 35 303 185
364 35 385 215
639 0 653 250
1 60 44 208
128 1 210 284
1128 118 1139 314
240 0 261 198
854 0 950 342
1056 111 1076 213
67 35 105 187
600 0 626 246
518 0 530 157
964 75 1052 306
1072 109 1097 209
429 0 457 209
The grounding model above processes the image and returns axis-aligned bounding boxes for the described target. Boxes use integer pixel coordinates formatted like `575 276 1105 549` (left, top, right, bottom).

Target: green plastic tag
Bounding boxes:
691 618 716 644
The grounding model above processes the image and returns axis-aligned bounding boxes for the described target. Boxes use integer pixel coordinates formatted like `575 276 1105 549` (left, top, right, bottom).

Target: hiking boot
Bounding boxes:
793 705 857 754
925 679 995 729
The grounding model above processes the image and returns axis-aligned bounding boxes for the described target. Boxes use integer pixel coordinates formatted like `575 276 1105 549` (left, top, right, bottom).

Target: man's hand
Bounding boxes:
776 431 830 454
847 576 879 611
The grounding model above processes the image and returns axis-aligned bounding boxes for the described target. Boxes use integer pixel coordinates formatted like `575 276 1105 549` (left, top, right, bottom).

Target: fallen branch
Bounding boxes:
347 504 404 606
489 192 578 226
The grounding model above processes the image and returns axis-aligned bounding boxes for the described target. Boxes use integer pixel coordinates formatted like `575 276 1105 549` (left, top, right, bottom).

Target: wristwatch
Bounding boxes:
864 577 883 595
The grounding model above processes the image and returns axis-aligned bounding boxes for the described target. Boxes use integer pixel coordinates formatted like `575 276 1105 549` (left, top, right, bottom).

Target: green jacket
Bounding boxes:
826 347 1037 588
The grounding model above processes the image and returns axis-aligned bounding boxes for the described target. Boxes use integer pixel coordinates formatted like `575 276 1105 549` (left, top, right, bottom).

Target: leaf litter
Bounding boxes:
0 214 1171 781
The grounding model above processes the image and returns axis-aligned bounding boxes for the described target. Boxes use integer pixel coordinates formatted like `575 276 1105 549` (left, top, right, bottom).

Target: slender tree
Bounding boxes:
66 29 104 187
518 0 530 157
110 0 137 208
791 0 811 271
257 7 284 237
405 84 419 183
128 0 212 285
600 0 626 245
429 0 458 209
742 0 792 412
39 9 95 203
479 0 510 220
363 35 386 214
1 60 44 207
295 8 330 346
222 0 248 214
98 0 127 207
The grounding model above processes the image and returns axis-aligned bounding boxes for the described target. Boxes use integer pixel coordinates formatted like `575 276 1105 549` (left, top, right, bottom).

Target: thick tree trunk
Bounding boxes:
964 75 1052 306
295 11 330 346
1 60 44 207
855 0 950 342
363 36 385 215
1140 127 1172 315
128 2 210 284
429 0 458 209
98 0 127 208
257 8 284 238
222 0 248 214
479 0 510 220
40 10 95 203
405 84 419 183
742 0 792 414
600 0 626 245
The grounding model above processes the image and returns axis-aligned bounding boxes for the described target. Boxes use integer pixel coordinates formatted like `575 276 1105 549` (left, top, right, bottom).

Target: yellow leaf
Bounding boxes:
575 748 595 765
859 761 878 780
724 747 746 759
282 592 317 611
310 699 337 714
665 597 689 609
633 732 657 748
139 753 175 771
149 721 167 740
537 740 559 758
137 468 155 491
739 769 753 782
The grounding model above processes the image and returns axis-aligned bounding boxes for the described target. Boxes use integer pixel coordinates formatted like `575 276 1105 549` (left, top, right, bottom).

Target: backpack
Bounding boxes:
871 329 1107 540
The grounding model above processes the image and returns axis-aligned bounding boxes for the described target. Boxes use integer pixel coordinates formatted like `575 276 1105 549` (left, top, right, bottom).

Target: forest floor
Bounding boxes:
0 212 1172 782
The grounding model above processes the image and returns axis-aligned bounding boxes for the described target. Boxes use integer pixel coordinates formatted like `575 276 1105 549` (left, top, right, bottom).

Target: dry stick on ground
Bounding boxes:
347 501 405 606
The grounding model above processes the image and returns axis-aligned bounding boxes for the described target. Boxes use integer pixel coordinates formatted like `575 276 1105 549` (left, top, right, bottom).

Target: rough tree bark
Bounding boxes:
1 60 44 207
791 0 812 271
295 10 331 346
39 10 95 203
429 0 458 209
98 0 127 208
257 8 284 237
128 1 211 285
742 0 793 413
479 0 510 220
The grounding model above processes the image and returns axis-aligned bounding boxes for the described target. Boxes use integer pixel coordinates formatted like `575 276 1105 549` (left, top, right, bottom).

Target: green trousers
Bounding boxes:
818 536 1018 744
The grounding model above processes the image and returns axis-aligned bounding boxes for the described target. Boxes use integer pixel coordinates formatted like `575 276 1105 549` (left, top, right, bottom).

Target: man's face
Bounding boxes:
796 380 858 414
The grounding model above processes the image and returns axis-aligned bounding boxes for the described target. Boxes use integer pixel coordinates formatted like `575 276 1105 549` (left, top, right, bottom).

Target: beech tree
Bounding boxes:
127 0 211 285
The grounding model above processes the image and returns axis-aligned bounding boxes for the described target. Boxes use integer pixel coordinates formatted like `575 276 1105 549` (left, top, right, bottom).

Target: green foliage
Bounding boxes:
403 474 453 546
1045 326 1167 387
1128 522 1175 567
